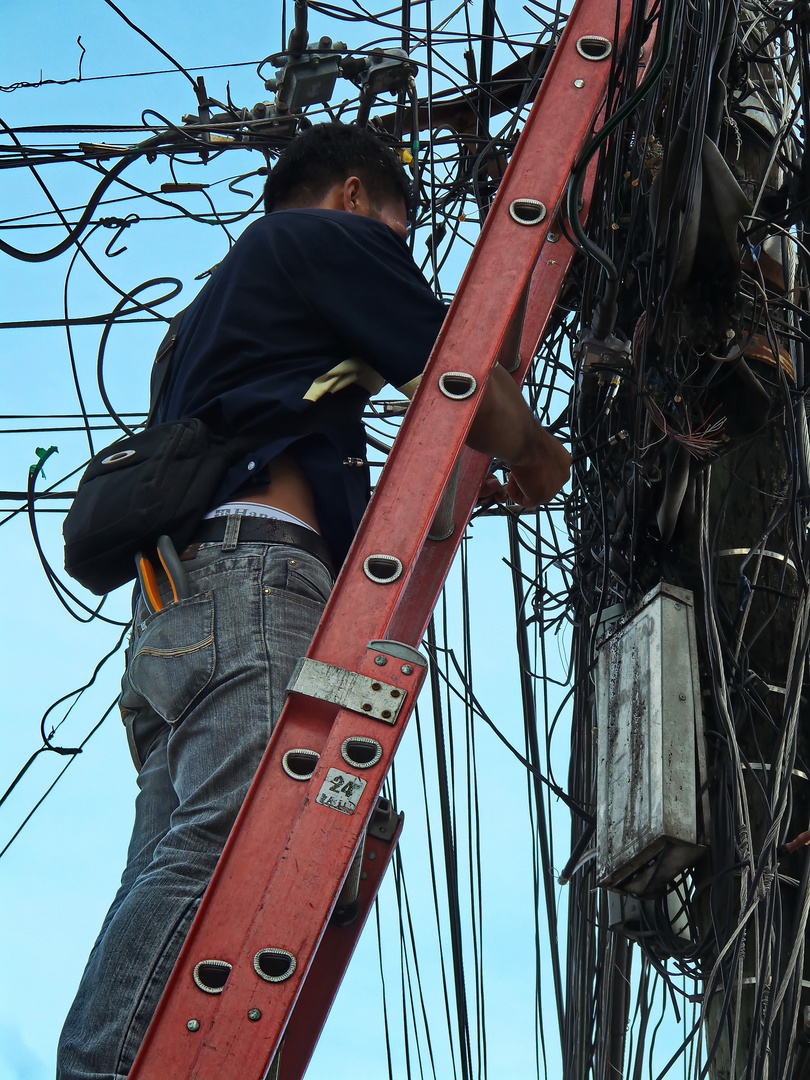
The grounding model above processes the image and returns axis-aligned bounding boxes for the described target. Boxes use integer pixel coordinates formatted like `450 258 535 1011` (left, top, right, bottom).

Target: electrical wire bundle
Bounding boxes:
565 0 810 1076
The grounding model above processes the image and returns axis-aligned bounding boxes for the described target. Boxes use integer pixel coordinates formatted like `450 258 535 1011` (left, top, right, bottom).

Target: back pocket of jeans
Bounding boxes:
129 593 215 725
285 558 332 605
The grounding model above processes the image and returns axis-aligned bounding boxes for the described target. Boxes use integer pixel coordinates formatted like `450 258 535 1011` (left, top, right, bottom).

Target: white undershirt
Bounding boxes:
203 500 316 533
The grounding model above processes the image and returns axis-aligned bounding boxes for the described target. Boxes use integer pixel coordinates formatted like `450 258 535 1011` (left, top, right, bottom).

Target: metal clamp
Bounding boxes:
368 795 402 841
367 640 428 671
286 657 408 723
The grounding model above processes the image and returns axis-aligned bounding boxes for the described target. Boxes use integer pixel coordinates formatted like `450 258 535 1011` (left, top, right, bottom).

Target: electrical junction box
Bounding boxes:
278 54 343 111
606 885 691 958
595 583 707 896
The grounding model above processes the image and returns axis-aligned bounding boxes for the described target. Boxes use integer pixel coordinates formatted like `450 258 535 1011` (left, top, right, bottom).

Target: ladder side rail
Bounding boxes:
275 33 645 1069
128 2 633 1075
388 218 589 645
277 815 405 1080
187 695 428 1078
388 94 619 647
131 685 423 1077
516 15 660 378
309 9 630 661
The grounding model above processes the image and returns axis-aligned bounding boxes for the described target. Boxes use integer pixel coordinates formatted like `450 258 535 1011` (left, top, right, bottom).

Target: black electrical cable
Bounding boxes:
101 0 199 91
26 453 129 626
413 703 464 1080
390 847 442 1080
426 616 474 1080
0 56 271 94
507 514 566 1042
564 0 677 337
62 227 100 456
96 277 183 436
428 639 593 824
0 118 167 261
39 624 129 753
0 697 119 862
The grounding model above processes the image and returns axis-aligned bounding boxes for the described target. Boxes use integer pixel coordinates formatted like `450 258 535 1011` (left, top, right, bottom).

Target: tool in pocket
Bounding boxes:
135 535 190 614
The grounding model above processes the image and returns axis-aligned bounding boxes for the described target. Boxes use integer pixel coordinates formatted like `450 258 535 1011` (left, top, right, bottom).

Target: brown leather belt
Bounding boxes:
182 516 334 573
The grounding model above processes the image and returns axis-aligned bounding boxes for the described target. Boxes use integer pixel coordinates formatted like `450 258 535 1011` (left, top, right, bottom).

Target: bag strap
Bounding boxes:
144 313 371 445
146 308 187 427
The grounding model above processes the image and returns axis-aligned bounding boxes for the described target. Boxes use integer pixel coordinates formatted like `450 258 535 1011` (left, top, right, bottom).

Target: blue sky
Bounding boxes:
0 3 574 1077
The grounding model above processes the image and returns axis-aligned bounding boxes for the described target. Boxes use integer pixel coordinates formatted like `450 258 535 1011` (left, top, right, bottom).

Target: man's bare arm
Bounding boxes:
466 363 571 508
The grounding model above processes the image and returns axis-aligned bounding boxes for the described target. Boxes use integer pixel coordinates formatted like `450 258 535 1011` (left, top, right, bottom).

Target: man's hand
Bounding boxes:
504 425 571 508
466 364 571 507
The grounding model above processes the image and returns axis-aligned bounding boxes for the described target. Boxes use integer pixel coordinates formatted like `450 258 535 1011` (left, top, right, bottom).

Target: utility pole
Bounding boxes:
565 0 810 1076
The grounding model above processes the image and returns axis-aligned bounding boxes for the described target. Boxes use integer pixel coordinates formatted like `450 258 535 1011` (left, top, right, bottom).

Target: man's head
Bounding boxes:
264 123 411 238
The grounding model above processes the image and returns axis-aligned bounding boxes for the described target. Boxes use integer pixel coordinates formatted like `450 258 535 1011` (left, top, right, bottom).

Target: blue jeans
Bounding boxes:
56 541 333 1080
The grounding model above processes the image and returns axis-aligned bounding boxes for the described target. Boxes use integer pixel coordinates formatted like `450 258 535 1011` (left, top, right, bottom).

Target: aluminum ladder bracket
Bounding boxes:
286 641 427 725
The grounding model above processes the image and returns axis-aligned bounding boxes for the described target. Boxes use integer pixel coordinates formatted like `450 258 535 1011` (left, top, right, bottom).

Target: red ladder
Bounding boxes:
128 1 632 1075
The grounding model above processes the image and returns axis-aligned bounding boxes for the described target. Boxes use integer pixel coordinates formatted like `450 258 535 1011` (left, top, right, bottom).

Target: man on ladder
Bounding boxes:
57 121 570 1080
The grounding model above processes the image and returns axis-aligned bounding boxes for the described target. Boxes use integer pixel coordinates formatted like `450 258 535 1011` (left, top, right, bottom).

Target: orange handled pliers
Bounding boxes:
135 535 190 614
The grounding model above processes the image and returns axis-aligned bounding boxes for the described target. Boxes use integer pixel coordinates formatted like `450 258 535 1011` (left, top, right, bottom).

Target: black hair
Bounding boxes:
264 122 410 214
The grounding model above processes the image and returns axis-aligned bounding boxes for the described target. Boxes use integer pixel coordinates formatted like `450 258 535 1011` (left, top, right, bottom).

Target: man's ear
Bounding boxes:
342 176 364 213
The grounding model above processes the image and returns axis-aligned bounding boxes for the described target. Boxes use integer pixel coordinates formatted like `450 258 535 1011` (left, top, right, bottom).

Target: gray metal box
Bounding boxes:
595 583 706 896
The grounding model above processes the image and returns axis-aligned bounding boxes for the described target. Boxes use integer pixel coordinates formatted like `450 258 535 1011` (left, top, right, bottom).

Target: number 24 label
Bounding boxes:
316 767 367 815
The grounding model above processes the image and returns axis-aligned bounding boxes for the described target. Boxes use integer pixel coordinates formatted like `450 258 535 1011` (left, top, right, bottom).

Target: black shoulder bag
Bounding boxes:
63 313 247 595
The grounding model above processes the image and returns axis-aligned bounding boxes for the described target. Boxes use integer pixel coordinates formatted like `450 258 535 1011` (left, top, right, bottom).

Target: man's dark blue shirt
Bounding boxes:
157 208 447 564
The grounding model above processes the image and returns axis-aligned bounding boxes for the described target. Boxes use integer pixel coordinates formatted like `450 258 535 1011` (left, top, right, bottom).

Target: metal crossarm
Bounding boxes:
128 1 633 1075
